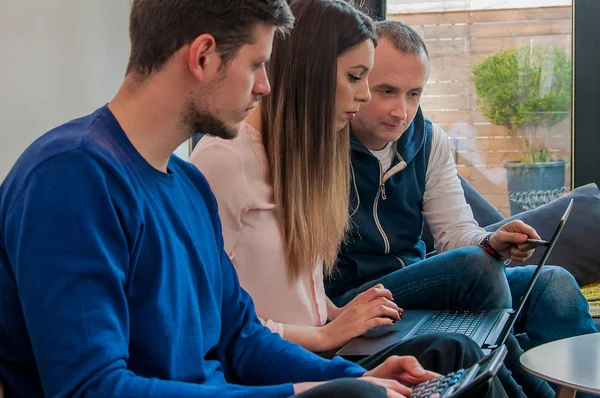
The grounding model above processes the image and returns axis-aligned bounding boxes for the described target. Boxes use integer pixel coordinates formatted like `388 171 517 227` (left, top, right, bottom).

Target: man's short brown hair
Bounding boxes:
127 0 294 77
376 20 429 59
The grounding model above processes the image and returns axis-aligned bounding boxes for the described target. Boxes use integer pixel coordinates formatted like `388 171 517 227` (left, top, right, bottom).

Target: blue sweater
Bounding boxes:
0 106 365 397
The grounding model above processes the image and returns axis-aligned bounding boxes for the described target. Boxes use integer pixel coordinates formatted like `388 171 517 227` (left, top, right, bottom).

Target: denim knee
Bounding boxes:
454 247 512 309
535 266 585 319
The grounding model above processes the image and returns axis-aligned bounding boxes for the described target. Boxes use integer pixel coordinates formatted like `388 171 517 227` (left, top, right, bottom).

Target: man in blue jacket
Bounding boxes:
0 3 489 397
326 20 597 398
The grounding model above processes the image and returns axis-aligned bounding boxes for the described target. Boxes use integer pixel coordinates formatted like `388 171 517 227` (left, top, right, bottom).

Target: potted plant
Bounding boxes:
472 44 571 215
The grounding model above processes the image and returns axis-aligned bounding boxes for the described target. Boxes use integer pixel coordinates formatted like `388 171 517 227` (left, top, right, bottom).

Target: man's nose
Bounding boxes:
253 66 271 97
390 98 407 120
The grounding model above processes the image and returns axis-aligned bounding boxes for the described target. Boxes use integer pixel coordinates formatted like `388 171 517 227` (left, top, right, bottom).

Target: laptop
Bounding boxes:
336 199 574 358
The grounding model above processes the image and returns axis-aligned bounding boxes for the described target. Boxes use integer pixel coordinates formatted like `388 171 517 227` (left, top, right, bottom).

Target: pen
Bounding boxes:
526 238 549 247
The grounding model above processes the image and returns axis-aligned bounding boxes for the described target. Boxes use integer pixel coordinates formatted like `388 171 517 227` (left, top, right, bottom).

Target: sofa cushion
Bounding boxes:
485 183 600 286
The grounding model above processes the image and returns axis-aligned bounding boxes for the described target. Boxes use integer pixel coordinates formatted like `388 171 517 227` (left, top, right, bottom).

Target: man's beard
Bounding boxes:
181 100 238 141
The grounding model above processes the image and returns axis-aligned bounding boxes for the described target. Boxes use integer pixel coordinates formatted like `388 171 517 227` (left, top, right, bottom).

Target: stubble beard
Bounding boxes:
180 68 240 141
181 100 239 141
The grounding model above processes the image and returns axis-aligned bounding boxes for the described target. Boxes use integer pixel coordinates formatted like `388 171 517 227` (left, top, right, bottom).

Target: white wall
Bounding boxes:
0 1 131 181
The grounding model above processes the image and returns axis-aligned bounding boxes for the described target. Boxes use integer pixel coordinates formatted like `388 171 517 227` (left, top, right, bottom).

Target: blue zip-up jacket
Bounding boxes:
326 108 433 298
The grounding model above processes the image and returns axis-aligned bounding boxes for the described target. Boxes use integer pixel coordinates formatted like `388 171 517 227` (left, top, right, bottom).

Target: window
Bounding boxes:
388 0 573 215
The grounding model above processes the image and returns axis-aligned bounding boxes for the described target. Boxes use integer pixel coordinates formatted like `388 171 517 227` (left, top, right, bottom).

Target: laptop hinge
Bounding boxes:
482 310 513 349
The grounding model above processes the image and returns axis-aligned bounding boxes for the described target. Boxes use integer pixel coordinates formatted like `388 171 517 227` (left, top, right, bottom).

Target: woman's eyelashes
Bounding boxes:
348 73 362 83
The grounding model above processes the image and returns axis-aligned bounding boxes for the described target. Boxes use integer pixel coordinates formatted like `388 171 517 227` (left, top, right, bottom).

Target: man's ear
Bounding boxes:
188 34 221 83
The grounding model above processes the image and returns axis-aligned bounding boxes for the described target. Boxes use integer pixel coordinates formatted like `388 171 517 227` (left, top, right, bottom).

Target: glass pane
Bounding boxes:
387 0 572 216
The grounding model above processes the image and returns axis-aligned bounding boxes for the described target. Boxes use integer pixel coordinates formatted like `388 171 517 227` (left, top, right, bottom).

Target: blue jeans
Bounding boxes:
505 265 597 349
330 246 597 397
332 247 512 311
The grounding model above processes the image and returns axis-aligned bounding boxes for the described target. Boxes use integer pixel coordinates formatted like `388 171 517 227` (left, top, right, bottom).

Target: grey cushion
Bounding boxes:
484 183 600 286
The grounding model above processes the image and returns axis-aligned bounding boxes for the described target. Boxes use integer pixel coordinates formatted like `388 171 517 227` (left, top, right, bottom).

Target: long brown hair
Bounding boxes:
261 0 377 283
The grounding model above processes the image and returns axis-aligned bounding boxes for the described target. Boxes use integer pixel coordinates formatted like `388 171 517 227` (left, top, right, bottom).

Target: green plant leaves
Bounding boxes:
472 44 571 163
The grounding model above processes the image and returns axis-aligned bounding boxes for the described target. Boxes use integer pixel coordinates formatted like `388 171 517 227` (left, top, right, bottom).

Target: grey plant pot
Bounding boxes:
504 160 566 215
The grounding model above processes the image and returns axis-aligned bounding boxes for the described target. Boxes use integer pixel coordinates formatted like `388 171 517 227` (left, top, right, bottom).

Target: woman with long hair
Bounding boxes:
191 0 401 351
190 1 511 396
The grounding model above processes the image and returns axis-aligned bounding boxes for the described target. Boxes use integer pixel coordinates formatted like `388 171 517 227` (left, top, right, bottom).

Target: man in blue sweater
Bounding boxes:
326 20 597 398
0 2 484 397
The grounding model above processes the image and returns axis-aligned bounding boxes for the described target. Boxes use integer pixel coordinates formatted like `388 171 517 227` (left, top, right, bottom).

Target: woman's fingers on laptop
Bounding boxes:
364 297 402 320
343 297 399 329
358 284 394 303
344 285 396 313
358 287 404 315
321 301 396 347
322 288 404 343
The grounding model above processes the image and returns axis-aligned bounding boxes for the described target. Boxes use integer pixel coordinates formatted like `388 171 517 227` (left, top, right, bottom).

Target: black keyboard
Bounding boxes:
411 345 508 398
412 369 466 398
414 310 486 337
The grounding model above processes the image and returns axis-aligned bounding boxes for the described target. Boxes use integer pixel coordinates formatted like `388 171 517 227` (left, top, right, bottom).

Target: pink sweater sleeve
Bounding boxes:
188 138 285 336
189 140 251 259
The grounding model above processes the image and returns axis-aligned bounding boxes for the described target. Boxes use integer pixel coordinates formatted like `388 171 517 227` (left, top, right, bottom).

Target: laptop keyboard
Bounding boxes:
414 310 486 337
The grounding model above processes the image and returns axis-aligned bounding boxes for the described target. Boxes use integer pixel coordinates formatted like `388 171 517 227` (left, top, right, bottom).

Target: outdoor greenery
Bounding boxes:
472 44 571 163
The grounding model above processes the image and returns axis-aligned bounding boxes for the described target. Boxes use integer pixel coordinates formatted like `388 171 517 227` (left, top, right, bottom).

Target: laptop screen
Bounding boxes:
496 198 574 347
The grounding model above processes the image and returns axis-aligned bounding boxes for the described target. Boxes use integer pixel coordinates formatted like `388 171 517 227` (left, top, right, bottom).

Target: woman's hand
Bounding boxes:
318 284 403 351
